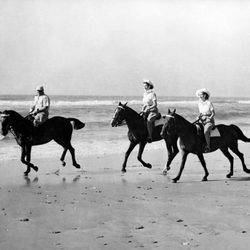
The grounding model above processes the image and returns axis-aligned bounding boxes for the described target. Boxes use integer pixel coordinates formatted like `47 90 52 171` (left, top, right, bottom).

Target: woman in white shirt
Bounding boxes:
141 79 159 142
196 88 215 152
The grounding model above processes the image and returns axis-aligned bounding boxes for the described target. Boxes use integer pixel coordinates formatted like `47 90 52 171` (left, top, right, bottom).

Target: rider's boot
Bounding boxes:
204 144 210 153
204 133 211 152
147 122 153 143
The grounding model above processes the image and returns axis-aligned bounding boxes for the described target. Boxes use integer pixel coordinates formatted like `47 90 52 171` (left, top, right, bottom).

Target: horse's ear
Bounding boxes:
173 109 176 114
124 102 128 106
168 109 171 114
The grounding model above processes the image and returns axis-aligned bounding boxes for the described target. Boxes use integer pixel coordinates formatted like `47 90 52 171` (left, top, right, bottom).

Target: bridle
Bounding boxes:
163 114 176 135
112 105 125 119
111 105 126 126
0 113 15 137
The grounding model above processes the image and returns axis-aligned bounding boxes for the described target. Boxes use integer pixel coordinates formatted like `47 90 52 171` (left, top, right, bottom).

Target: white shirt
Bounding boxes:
143 90 157 107
198 100 214 115
32 94 50 112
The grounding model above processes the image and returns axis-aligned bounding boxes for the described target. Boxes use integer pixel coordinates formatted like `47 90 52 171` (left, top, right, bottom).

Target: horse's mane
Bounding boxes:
174 113 191 124
124 105 141 119
5 110 34 127
173 112 196 130
6 110 24 118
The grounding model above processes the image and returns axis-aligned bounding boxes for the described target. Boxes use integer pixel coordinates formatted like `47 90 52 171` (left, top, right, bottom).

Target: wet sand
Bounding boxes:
1 142 250 249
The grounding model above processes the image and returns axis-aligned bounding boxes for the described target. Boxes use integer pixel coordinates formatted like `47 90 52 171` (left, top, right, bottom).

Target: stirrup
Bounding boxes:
147 137 152 143
204 145 210 153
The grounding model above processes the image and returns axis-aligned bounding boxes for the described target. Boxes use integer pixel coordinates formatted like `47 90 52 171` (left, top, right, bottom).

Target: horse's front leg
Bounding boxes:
26 145 38 173
122 141 137 172
162 138 179 175
172 150 188 183
20 146 31 176
137 141 152 169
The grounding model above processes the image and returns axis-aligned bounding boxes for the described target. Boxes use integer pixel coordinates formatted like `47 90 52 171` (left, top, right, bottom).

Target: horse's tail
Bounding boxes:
67 118 85 130
230 124 250 142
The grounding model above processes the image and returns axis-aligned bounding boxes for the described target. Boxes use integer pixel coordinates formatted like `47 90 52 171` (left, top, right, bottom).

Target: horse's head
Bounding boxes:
160 109 176 138
111 102 128 127
0 110 14 136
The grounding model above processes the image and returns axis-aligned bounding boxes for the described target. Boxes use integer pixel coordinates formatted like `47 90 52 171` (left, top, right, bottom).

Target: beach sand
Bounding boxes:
1 142 250 249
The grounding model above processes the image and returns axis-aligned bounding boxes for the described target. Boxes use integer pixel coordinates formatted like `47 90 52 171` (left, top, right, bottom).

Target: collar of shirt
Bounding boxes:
145 89 153 94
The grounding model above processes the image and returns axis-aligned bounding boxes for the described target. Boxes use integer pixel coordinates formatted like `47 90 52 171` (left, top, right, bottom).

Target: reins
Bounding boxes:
9 126 17 138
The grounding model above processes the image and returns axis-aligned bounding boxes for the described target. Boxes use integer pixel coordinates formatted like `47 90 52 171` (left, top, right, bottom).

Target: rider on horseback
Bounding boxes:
196 88 215 152
30 85 50 127
141 79 159 143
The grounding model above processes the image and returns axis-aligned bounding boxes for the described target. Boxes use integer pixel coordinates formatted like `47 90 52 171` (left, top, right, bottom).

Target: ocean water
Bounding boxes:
1 95 250 161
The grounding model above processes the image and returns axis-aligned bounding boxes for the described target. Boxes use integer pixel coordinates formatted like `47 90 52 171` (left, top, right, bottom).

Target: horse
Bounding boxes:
160 109 250 182
111 102 179 173
0 110 85 176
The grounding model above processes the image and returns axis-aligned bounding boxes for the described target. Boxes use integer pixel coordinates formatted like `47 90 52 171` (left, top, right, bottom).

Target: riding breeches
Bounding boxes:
204 122 214 146
34 112 49 126
147 111 159 123
146 111 159 139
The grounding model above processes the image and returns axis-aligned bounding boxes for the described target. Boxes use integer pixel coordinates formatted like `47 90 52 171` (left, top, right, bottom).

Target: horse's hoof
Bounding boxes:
74 164 81 169
121 169 126 173
172 178 178 183
202 177 208 181
162 170 168 176
167 166 171 171
62 161 66 167
24 172 29 176
145 163 152 169
226 174 232 178
33 166 38 172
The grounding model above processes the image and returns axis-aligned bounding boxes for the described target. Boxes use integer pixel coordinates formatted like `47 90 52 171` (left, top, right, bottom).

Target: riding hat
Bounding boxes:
142 79 154 88
195 88 210 98
36 85 44 92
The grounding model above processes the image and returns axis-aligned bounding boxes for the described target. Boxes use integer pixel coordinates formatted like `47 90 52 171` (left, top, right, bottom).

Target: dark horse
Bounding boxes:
161 109 250 182
0 110 85 176
111 102 179 172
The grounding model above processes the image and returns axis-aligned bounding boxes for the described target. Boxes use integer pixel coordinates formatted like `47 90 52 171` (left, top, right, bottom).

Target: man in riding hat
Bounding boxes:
30 85 50 126
141 79 159 142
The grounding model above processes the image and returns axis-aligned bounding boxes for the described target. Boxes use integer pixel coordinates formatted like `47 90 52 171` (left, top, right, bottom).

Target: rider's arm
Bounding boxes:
141 105 147 112
197 113 202 120
33 96 50 114
145 93 157 112
207 109 215 121
207 102 215 121
35 106 48 114
30 96 38 113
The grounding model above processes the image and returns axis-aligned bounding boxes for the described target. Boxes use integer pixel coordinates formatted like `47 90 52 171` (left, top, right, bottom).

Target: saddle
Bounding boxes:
142 112 162 125
195 122 220 138
142 113 172 127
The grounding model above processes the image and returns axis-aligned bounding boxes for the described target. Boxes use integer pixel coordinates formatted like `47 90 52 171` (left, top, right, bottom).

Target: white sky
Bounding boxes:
1 0 250 96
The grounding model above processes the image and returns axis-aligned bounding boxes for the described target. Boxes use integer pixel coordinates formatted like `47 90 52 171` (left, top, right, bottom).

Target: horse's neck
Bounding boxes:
176 115 196 135
13 115 33 134
125 108 143 128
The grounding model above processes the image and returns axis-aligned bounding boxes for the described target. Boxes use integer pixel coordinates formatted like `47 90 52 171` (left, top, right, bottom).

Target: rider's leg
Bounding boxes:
147 120 153 140
33 112 48 127
33 114 40 127
147 112 158 142
204 123 214 150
